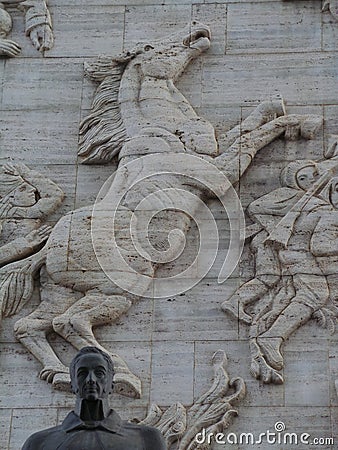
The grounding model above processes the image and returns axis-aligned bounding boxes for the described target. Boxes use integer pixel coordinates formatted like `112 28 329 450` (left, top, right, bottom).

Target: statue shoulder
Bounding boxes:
139 424 167 449
123 421 167 449
21 425 63 450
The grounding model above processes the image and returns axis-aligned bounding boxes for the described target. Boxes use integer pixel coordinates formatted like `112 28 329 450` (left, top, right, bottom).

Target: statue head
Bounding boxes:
0 167 37 214
280 160 318 191
70 347 115 401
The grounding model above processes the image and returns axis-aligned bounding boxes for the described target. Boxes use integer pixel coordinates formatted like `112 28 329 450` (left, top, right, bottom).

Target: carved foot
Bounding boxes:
221 299 252 325
256 336 283 370
241 96 286 134
113 370 142 399
39 365 69 384
256 96 286 121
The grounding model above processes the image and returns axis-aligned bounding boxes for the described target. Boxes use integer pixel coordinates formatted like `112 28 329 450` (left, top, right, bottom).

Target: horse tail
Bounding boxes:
0 247 47 319
78 57 128 164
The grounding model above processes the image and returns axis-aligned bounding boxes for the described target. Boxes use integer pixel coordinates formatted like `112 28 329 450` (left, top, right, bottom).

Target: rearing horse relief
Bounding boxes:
0 22 322 398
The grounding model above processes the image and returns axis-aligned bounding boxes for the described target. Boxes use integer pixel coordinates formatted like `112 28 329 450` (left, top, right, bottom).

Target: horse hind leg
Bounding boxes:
14 281 79 387
52 291 142 398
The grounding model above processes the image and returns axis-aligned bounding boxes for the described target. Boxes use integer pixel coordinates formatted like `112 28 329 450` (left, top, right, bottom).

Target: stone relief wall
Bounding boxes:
0 0 337 449
0 1 53 56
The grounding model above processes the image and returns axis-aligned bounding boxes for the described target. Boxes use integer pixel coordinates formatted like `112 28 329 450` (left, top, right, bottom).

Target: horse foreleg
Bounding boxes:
52 291 142 398
215 114 322 184
221 96 286 149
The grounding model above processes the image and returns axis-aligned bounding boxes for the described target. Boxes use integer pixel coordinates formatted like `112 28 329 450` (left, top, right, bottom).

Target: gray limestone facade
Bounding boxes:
0 0 337 449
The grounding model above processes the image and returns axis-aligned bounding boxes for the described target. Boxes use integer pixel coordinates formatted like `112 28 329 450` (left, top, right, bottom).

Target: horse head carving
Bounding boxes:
78 22 211 164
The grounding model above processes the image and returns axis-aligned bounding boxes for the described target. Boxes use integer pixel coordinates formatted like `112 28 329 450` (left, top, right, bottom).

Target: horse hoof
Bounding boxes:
39 366 69 385
113 373 142 398
256 337 283 371
53 373 72 392
300 115 323 140
256 96 286 120
250 358 261 380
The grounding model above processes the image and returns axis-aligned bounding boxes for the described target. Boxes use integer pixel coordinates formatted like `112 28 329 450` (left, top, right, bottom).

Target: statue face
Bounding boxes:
73 353 112 401
10 182 36 207
296 166 318 191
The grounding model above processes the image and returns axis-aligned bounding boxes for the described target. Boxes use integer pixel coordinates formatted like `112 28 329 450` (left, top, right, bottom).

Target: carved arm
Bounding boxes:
18 0 53 51
0 225 51 267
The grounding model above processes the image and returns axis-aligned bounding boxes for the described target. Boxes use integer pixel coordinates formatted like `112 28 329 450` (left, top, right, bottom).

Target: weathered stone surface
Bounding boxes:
46 5 124 58
227 1 321 54
142 350 245 450
2 59 83 110
150 341 195 405
0 1 337 448
202 53 338 107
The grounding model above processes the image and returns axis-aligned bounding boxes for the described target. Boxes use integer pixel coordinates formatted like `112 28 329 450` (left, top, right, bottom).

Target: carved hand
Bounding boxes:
26 225 52 245
29 24 53 52
3 163 18 176
3 162 32 177
0 38 21 57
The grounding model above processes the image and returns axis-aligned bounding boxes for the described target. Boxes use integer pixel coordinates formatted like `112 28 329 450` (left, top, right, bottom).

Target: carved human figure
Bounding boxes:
0 0 53 57
0 163 64 320
250 175 338 383
222 159 321 324
21 347 166 450
0 22 323 398
0 162 64 268
222 140 338 325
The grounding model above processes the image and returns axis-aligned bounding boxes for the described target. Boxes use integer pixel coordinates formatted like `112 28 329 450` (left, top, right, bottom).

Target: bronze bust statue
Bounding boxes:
22 347 167 449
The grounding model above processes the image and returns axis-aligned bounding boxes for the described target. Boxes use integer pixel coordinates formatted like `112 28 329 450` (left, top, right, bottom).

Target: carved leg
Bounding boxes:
14 282 78 384
222 278 269 325
257 301 313 368
52 291 142 398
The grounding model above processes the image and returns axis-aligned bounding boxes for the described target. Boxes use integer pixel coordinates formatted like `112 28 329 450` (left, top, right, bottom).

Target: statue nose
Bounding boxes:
86 371 96 383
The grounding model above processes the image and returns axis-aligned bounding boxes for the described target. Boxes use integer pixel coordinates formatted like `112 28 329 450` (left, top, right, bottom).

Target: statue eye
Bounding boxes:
77 369 88 377
144 45 154 52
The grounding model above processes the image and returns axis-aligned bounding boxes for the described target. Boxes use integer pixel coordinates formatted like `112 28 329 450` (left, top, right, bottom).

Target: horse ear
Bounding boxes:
84 57 120 82
112 50 138 64
84 50 138 82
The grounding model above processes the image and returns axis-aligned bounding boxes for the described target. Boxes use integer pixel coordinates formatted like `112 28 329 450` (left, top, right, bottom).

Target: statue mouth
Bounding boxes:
183 28 211 50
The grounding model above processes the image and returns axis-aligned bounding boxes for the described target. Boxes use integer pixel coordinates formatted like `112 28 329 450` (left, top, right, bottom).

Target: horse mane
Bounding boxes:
78 56 130 164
